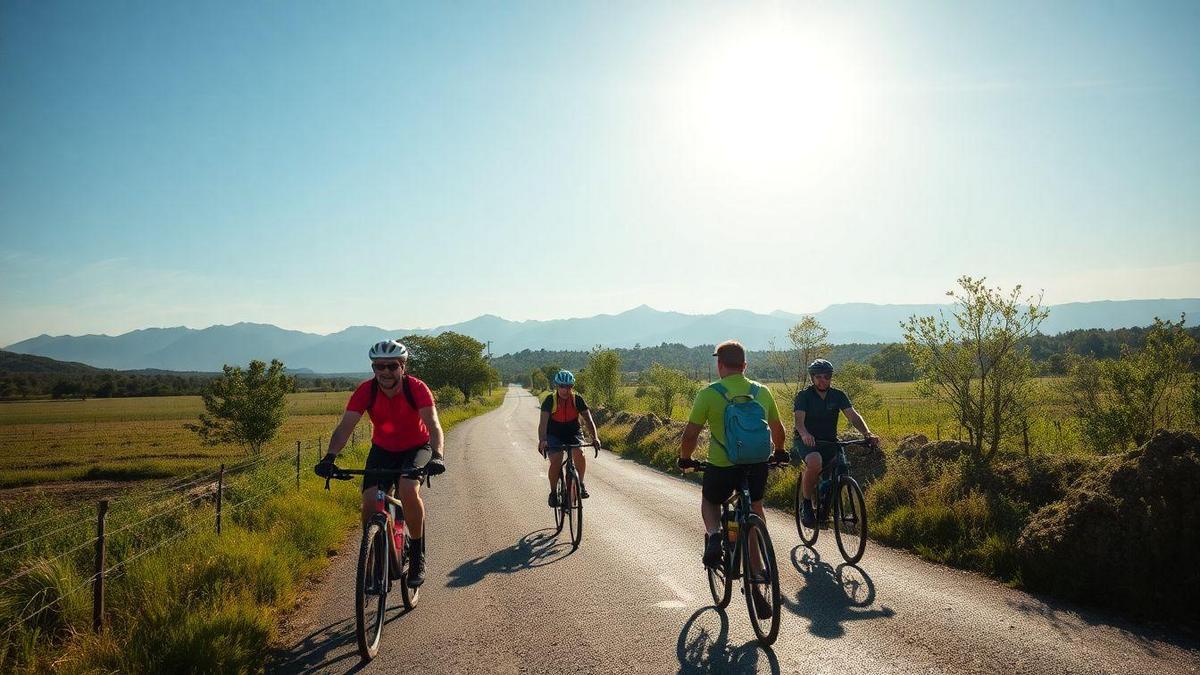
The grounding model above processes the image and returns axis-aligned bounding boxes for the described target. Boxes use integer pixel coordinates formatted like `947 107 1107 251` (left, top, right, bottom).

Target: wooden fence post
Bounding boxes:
1022 419 1030 456
216 464 224 535
296 440 301 491
93 500 108 632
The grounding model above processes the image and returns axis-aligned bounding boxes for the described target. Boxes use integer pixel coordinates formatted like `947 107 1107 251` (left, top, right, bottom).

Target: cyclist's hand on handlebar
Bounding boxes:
865 433 881 449
314 453 338 478
538 440 549 456
771 450 791 465
678 457 698 473
426 457 446 476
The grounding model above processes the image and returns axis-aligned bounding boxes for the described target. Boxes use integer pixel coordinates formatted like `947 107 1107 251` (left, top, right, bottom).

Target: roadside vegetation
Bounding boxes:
529 278 1200 621
0 390 504 673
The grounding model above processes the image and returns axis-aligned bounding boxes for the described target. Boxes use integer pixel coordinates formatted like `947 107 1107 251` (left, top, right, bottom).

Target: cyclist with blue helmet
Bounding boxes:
538 369 601 506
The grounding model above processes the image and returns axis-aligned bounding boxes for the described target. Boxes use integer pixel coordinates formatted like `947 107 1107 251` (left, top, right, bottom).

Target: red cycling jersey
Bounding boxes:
346 376 435 452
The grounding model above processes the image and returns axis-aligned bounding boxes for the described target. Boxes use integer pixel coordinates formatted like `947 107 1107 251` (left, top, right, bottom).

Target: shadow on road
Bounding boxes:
446 528 573 588
676 606 780 674
783 545 894 638
268 601 417 673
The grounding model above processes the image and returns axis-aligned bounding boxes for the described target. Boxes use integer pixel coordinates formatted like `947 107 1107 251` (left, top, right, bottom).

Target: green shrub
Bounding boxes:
434 385 465 407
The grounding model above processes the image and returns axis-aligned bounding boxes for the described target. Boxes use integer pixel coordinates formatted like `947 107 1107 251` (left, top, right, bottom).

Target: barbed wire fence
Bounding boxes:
0 431 360 646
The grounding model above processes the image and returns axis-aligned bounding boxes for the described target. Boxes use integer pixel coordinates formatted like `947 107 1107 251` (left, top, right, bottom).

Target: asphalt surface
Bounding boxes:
274 386 1199 674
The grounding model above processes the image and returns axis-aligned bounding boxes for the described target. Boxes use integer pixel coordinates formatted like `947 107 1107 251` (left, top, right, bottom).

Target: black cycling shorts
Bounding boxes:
792 440 840 466
702 463 768 505
362 443 432 491
546 434 586 454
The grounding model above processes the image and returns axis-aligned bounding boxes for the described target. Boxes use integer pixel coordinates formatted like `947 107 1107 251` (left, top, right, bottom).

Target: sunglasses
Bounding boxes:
812 373 832 380
371 362 402 372
557 384 573 389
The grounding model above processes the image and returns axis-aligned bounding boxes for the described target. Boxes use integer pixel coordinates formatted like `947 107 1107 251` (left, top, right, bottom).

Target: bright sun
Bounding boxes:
676 24 862 174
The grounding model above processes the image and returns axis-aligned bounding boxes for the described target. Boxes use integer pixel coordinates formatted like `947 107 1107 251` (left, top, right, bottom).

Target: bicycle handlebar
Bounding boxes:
540 441 600 459
321 466 433 491
678 456 789 473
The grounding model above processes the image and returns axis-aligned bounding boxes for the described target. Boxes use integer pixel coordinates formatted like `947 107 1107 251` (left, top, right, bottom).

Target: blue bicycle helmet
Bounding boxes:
553 370 576 386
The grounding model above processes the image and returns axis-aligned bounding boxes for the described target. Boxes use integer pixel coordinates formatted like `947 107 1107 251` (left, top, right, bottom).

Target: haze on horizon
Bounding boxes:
2 1 1198 347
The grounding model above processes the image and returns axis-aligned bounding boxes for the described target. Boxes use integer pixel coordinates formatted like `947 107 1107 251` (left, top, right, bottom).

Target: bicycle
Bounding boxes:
679 458 784 646
792 438 870 564
322 465 432 661
542 441 597 550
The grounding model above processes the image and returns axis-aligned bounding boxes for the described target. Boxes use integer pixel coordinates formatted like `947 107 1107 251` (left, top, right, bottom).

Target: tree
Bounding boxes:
583 348 621 408
404 332 499 400
186 359 293 455
788 316 831 386
868 343 916 382
1065 315 1198 452
837 361 882 412
902 276 1048 462
640 363 698 419
530 369 549 393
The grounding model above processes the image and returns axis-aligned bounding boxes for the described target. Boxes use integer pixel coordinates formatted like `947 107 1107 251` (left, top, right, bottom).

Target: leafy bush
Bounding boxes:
434 385 465 407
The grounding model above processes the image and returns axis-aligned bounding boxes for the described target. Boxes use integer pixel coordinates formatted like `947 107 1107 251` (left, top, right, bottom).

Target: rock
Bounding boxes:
897 434 929 453
844 442 887 486
627 414 663 447
1016 430 1200 620
899 439 972 465
590 407 612 425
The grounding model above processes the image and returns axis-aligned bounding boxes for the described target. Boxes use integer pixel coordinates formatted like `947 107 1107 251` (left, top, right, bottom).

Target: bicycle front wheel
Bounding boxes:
794 471 819 545
834 476 868 564
566 469 583 549
553 466 566 534
355 521 388 661
741 514 781 646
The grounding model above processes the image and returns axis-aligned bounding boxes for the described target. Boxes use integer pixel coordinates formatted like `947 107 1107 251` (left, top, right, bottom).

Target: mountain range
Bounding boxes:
6 299 1197 374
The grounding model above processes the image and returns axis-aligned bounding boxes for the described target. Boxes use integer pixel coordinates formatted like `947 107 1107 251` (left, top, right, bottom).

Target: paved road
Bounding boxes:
274 386 1199 674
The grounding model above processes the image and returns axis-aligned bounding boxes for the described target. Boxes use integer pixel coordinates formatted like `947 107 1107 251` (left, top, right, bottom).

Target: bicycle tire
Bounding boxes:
741 514 781 646
707 508 733 608
794 472 819 545
355 520 388 661
566 469 583 549
834 476 868 564
400 528 421 609
553 464 566 534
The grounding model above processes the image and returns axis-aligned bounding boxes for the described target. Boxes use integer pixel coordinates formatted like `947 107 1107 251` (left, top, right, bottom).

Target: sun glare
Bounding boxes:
675 24 863 175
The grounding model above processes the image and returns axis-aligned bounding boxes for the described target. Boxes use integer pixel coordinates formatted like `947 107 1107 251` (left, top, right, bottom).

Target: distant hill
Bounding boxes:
0 350 104 374
5 299 1198 373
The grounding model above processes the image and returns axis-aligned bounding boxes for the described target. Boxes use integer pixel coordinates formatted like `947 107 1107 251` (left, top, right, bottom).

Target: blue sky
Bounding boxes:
2 1 1197 345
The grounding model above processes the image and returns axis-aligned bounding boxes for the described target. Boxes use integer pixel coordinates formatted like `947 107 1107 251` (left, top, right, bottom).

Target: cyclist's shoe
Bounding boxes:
752 587 773 619
800 499 817 528
579 483 590 499
702 533 724 568
548 491 559 508
406 542 426 588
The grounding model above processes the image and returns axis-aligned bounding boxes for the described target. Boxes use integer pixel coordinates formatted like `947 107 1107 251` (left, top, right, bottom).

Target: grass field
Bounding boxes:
0 389 506 673
602 377 1086 455
0 392 402 489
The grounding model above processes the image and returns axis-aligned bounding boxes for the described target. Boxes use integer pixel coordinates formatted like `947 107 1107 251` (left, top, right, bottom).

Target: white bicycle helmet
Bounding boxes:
369 339 409 360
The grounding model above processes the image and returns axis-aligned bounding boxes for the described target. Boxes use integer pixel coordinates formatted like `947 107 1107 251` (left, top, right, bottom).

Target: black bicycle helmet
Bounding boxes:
807 359 834 376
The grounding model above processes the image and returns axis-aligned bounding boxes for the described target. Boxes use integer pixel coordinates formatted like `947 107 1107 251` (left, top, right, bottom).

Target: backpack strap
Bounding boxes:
710 382 731 402
368 379 378 412
402 375 418 410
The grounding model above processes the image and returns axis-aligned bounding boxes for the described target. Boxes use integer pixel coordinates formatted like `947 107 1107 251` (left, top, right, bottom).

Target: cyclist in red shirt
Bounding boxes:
316 340 445 588
538 370 601 506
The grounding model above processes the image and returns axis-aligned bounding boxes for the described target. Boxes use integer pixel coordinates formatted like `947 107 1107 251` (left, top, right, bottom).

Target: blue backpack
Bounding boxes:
710 382 773 464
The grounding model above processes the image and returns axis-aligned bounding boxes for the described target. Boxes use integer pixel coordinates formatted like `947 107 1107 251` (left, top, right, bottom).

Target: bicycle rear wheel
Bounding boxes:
834 476 868 564
566 469 583 549
707 514 733 608
401 529 422 609
794 472 819 545
742 514 781 646
355 520 388 661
